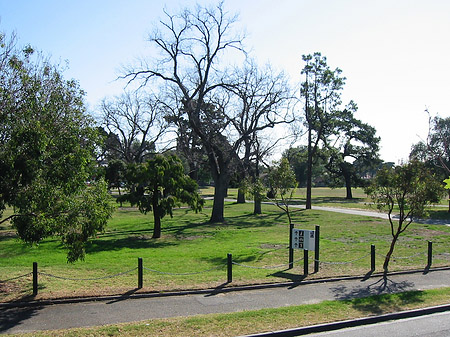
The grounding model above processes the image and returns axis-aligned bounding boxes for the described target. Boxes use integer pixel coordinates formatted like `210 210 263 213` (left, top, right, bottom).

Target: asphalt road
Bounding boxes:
306 311 450 337
1 269 450 335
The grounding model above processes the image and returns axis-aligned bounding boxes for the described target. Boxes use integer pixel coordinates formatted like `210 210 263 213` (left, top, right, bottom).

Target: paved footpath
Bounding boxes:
1 269 450 334
226 199 450 226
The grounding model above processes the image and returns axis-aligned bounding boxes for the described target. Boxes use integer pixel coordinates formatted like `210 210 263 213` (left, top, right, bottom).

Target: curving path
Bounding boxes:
222 198 450 226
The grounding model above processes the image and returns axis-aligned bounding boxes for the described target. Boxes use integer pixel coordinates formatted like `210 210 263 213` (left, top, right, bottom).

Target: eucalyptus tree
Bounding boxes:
410 112 450 211
324 101 381 199
300 52 346 209
365 161 442 274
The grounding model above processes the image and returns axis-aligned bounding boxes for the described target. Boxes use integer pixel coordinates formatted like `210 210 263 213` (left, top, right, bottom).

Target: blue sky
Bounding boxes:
1 0 449 163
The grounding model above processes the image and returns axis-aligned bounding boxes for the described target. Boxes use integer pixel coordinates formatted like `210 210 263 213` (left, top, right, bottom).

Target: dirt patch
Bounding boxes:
0 281 22 294
410 228 450 239
130 234 153 240
260 243 285 249
177 235 211 241
0 231 17 238
118 207 139 211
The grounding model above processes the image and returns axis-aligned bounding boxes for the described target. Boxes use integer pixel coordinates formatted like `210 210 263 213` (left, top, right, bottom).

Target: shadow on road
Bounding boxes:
330 275 424 315
0 303 42 333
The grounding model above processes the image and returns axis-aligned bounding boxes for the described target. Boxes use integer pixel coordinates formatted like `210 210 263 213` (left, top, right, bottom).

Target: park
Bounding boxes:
1 1 450 336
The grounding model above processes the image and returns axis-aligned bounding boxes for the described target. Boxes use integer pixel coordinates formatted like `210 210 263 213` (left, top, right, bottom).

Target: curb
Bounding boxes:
1 266 450 308
239 303 450 336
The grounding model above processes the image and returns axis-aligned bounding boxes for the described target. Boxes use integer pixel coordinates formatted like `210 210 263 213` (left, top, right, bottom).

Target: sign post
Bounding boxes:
292 229 316 251
292 228 317 275
289 223 294 269
314 225 320 273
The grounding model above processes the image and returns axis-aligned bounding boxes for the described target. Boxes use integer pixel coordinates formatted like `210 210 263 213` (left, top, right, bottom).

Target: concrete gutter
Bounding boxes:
239 304 450 337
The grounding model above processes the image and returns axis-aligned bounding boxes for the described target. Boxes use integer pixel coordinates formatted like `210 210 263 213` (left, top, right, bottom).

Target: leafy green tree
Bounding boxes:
324 101 381 199
267 158 298 226
0 32 114 262
121 154 204 239
283 146 328 187
267 157 298 268
105 159 127 206
410 113 450 211
365 161 442 274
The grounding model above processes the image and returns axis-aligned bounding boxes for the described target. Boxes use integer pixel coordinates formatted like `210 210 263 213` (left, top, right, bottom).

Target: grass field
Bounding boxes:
1 188 449 302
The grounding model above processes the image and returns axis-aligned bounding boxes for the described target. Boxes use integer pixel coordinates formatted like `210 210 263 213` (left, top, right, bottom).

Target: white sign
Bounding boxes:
292 229 316 251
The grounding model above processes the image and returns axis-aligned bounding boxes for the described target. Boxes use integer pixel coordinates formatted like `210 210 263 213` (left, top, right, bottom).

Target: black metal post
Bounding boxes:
138 257 143 289
304 249 309 275
227 253 233 283
33 262 38 296
289 223 294 269
314 225 320 273
427 241 433 268
371 244 376 272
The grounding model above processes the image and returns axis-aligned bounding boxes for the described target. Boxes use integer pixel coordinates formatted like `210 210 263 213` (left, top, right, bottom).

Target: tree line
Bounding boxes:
99 3 382 220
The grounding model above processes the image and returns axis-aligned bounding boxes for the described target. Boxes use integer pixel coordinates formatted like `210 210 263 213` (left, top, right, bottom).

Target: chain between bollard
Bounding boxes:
314 253 371 265
232 257 305 270
375 251 425 260
38 267 138 281
0 272 33 283
142 265 225 276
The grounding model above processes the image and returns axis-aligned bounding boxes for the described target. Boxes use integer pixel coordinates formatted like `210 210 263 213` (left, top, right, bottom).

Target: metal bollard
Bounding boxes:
427 241 433 269
227 253 232 283
304 250 309 275
33 262 38 296
314 225 320 273
371 245 376 272
138 257 143 289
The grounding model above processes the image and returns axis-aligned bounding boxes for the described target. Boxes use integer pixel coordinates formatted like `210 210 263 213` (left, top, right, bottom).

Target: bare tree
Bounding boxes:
228 60 294 213
124 3 294 222
124 2 245 222
100 91 167 164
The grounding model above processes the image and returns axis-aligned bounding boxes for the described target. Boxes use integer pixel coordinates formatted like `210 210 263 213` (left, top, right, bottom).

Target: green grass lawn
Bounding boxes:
1 188 450 302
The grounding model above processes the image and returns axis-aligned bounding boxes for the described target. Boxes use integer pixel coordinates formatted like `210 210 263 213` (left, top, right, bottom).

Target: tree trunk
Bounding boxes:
118 186 123 207
383 233 399 275
306 129 313 209
152 187 161 238
210 173 229 223
448 190 450 213
237 188 246 203
188 161 198 182
343 171 353 199
253 194 262 214
152 212 161 239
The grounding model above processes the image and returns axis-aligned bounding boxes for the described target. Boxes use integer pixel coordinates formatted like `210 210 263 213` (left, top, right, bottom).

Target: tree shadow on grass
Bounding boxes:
85 235 177 254
330 275 422 315
164 212 289 239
